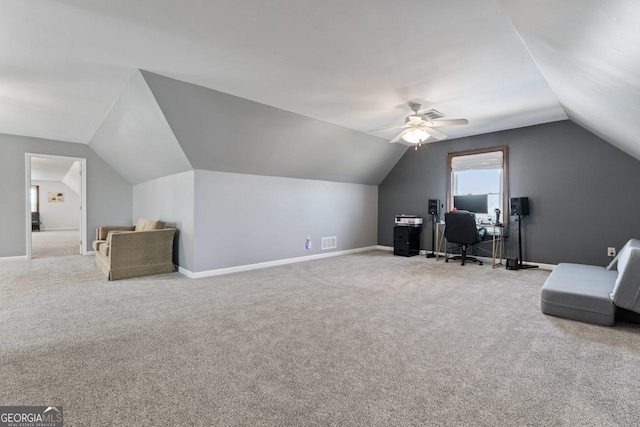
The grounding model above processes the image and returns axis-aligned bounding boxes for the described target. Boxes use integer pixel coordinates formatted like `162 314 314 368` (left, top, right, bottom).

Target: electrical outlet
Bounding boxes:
608 247 616 257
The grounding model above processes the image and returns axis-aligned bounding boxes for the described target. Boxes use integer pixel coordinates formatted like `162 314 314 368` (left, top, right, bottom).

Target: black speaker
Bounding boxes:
428 199 440 216
506 257 520 270
510 197 530 216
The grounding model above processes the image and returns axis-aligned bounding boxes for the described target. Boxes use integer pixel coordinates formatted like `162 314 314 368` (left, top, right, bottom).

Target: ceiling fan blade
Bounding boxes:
390 128 411 143
422 126 447 140
369 125 409 133
426 119 469 127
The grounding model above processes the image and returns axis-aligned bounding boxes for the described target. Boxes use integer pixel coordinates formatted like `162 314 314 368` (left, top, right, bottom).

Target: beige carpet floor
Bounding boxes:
31 229 80 259
1 251 639 426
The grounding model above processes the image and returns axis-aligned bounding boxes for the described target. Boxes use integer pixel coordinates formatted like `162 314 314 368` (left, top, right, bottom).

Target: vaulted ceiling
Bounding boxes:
30 157 75 181
1 1 639 162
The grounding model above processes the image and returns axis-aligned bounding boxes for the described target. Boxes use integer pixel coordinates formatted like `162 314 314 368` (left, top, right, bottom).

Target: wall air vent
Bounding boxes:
321 236 337 250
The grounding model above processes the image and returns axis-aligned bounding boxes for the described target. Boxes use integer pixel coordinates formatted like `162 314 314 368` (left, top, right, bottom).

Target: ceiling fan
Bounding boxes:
370 103 468 148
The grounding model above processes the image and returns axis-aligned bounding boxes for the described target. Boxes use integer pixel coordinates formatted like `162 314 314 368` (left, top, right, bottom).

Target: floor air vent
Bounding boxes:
321 236 337 250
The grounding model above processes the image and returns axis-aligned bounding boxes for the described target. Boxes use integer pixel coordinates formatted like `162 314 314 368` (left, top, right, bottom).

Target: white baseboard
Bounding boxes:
38 228 80 232
0 255 28 262
85 250 96 255
178 246 379 279
462 255 555 270
520 261 556 271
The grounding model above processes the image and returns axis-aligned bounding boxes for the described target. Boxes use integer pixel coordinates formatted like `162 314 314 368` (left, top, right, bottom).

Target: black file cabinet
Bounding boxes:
394 226 421 257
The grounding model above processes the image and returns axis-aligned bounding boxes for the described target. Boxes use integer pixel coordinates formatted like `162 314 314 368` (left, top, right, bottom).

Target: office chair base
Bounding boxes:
445 254 483 266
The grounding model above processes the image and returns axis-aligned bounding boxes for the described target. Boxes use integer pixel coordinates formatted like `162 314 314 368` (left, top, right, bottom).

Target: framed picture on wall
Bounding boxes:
48 192 65 203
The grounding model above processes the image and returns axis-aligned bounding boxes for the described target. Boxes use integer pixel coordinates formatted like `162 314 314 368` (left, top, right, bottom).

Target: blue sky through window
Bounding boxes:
455 169 501 195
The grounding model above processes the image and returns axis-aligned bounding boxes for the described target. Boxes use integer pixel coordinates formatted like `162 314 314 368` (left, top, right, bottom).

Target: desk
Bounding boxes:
435 221 504 268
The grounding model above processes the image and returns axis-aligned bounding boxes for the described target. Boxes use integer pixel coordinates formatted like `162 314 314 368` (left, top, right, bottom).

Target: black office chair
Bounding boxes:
31 212 41 232
444 211 483 266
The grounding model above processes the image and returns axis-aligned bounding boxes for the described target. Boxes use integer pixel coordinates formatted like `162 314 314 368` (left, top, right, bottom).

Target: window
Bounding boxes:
30 185 39 212
447 146 508 223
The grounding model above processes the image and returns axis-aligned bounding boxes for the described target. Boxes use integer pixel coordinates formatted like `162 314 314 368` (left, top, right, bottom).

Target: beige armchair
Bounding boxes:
93 219 176 280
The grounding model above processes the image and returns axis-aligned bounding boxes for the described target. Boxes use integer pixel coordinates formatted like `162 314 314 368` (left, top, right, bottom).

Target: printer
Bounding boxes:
394 215 423 226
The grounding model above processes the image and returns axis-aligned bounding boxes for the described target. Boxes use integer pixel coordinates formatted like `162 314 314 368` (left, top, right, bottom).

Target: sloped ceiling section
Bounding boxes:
3 1 640 163
89 70 192 185
62 161 81 195
0 0 568 148
141 71 407 186
500 0 640 160
30 157 76 181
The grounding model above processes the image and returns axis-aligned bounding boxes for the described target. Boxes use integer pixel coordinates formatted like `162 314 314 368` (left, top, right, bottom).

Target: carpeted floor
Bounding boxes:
1 251 639 426
31 229 80 259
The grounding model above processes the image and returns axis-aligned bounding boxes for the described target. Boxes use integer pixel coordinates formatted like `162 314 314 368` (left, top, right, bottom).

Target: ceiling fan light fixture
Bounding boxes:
402 128 429 144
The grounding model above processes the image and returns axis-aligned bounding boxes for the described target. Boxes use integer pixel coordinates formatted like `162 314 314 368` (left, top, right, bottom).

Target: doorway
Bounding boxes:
25 153 87 260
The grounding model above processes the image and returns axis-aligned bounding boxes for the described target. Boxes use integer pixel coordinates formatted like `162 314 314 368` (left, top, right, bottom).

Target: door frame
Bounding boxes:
25 153 88 259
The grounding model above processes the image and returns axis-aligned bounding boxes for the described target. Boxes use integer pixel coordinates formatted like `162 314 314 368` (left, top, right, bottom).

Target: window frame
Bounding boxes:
446 145 509 219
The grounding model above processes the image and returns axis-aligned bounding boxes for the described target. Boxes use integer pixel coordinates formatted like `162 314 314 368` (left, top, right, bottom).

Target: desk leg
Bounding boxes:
492 229 496 267
435 223 444 261
444 238 447 260
492 227 504 269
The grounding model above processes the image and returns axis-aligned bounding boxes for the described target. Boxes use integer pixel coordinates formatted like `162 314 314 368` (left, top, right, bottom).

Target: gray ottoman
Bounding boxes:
541 263 618 326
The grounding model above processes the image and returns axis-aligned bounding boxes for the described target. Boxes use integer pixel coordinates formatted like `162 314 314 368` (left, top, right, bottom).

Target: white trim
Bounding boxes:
442 254 556 270
0 255 28 262
177 246 379 279
85 251 96 256
26 153 88 259
37 228 80 231
25 155 30 259
376 245 556 270
519 261 556 271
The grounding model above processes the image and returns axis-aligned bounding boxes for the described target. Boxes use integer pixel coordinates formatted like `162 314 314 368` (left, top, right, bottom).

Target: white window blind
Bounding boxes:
451 151 503 172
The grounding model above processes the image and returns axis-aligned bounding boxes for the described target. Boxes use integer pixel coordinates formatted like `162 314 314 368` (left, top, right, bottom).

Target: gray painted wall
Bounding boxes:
0 133 132 257
378 120 640 266
89 71 192 185
142 71 406 186
193 170 378 272
133 171 195 271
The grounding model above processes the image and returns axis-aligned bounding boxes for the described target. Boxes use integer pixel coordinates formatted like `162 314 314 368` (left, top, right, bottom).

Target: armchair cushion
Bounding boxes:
135 218 166 231
541 264 617 326
96 225 135 241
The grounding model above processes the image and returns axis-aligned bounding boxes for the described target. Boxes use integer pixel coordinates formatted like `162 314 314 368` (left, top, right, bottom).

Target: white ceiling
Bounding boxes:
31 157 75 181
1 1 639 158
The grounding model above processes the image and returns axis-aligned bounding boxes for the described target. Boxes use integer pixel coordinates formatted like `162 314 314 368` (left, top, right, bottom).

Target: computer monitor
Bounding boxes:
453 194 488 214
